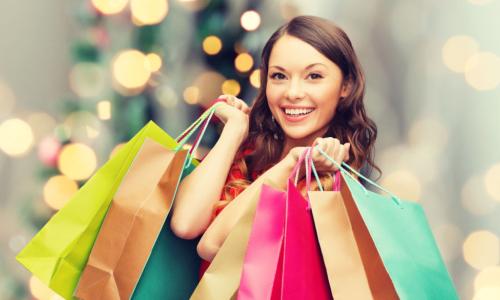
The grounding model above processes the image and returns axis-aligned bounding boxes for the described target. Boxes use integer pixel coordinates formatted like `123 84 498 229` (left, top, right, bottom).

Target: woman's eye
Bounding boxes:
308 73 323 80
270 72 286 80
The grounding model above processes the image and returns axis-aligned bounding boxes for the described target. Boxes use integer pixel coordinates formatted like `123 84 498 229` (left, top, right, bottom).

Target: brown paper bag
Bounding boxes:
75 138 188 299
309 178 398 300
190 179 280 300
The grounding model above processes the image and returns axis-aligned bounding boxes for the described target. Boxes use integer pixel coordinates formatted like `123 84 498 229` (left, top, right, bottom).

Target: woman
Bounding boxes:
170 15 379 271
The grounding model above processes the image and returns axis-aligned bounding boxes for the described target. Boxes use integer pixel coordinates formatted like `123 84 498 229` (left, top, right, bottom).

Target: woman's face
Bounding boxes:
266 34 350 146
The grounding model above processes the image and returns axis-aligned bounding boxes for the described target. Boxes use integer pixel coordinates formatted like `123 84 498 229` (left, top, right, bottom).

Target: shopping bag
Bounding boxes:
279 149 332 300
131 107 218 300
16 121 191 299
238 148 331 300
317 148 459 300
74 139 188 299
236 183 286 300
309 171 397 299
190 179 280 300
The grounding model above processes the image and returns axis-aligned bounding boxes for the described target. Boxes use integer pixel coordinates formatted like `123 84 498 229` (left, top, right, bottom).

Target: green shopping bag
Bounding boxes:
317 148 458 300
16 105 217 299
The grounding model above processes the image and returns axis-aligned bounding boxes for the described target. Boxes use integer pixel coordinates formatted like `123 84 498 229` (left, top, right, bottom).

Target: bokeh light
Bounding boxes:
37 136 62 167
0 118 34 157
442 35 479 73
29 276 65 300
380 169 422 201
145 53 163 72
91 0 128 15
69 62 106 98
97 100 111 120
473 287 500 300
183 86 200 105
112 49 151 92
176 0 209 12
192 71 226 106
63 111 102 142
202 35 223 55
464 52 500 91
240 10 261 31
484 164 500 202
130 0 169 26
221 79 241 96
58 143 97 181
462 175 497 215
43 175 79 210
234 53 254 72
249 69 261 88
475 266 500 293
463 230 500 270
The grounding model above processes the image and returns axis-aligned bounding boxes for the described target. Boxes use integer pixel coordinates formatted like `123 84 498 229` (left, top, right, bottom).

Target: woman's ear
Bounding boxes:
340 80 353 99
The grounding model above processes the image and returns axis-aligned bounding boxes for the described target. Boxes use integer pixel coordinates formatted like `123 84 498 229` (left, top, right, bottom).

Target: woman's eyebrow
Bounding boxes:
269 63 327 71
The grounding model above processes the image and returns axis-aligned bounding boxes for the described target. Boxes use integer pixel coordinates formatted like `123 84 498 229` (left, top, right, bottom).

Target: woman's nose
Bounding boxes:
286 77 305 101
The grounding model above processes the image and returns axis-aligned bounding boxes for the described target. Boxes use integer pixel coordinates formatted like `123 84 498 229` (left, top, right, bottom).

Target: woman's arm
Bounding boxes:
197 153 297 261
170 101 249 240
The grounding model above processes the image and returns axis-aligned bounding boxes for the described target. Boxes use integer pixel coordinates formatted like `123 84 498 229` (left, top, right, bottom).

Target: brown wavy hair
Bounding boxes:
221 15 380 203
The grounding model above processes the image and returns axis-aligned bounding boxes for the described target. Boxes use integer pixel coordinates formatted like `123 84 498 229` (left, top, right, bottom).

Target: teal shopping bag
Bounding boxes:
317 148 459 300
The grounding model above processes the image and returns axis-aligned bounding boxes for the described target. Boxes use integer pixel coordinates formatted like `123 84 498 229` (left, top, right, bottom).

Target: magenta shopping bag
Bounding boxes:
237 148 332 300
237 185 286 300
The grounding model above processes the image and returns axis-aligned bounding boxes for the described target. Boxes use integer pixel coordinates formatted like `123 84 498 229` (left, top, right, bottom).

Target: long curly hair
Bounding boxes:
221 15 380 203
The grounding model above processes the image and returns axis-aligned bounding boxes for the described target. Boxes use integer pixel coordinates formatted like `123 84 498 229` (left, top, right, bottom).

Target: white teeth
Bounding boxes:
284 108 314 116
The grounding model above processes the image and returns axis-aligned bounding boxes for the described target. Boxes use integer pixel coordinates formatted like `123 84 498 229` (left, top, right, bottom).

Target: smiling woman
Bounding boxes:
170 15 379 270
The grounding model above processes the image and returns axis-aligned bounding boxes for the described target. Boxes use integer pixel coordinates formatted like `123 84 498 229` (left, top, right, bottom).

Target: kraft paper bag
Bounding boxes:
75 138 188 299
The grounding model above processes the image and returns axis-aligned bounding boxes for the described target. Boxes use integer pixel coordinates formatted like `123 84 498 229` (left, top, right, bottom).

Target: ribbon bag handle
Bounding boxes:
315 147 402 206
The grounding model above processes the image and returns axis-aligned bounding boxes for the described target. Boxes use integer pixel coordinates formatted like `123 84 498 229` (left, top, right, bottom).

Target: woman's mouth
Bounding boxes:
281 107 315 122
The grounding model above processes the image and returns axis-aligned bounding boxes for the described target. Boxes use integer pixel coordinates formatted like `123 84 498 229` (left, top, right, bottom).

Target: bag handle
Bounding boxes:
315 146 402 206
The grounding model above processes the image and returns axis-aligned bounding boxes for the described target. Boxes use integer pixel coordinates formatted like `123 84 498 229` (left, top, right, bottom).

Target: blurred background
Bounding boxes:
1 0 499 299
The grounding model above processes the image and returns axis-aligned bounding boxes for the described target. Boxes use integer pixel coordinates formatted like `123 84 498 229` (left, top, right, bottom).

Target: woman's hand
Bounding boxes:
213 94 250 142
213 94 250 123
287 137 350 172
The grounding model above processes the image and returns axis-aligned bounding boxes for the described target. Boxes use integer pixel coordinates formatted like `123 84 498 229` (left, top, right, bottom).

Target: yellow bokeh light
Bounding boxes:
250 69 261 88
235 53 254 72
475 266 500 292
0 118 34 157
58 143 97 181
485 164 500 202
380 170 421 201
463 230 500 270
464 52 500 91
221 79 241 96
202 35 223 55
442 35 479 73
473 287 500 300
240 10 261 31
97 100 111 120
109 143 126 159
183 86 200 104
145 53 163 72
112 49 151 90
130 0 168 26
43 175 79 210
29 276 64 300
91 0 128 15
462 175 497 216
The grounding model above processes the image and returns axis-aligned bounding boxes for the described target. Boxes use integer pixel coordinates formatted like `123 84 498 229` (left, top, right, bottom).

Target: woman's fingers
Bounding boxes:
311 138 350 172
